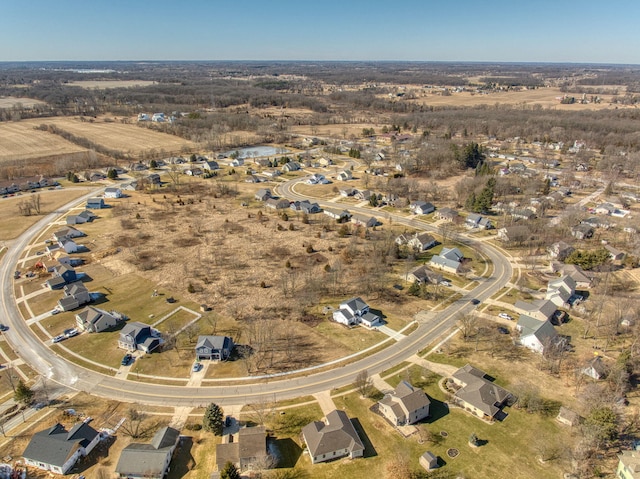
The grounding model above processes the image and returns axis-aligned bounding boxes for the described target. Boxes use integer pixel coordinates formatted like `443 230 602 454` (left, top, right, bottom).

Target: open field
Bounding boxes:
0 121 87 162
23 116 196 155
0 96 47 108
66 80 158 89
405 86 625 110
0 187 97 241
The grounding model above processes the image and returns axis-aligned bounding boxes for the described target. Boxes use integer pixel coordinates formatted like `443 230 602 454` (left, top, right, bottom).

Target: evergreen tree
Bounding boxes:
203 403 224 435
107 168 118 180
149 159 158 169
408 280 422 297
474 177 495 213
369 195 379 207
460 142 485 169
220 461 241 479
14 380 34 405
542 178 551 195
465 192 477 212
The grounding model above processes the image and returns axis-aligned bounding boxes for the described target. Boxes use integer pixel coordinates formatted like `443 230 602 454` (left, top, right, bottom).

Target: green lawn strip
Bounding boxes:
202 359 249 379
51 345 116 375
61 330 127 370
128 375 189 386
39 312 77 336
379 361 411 379
0 340 19 361
17 302 31 321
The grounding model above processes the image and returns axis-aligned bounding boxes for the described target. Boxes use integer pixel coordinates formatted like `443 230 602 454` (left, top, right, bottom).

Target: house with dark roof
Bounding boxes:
378 380 430 426
76 306 122 333
45 265 77 290
22 422 101 474
582 356 608 380
407 265 442 285
264 198 291 210
215 426 268 472
58 281 91 312
450 365 513 421
255 188 272 202
195 335 234 361
351 215 380 228
53 226 84 242
465 213 493 230
435 207 459 222
291 200 321 214
66 210 96 225
545 275 577 308
118 321 163 353
115 427 180 479
571 224 594 240
332 297 381 328
302 410 365 464
408 233 436 252
410 201 435 215
86 197 105 209
516 315 559 354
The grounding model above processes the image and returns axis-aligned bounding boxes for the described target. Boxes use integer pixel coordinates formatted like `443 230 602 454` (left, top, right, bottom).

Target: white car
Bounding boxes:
498 313 513 321
52 335 65 343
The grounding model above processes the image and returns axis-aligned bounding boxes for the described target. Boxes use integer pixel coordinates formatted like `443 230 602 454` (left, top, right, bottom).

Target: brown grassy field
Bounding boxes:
0 187 96 240
0 122 87 162
0 96 47 108
406 86 624 110
66 80 157 89
23 116 196 155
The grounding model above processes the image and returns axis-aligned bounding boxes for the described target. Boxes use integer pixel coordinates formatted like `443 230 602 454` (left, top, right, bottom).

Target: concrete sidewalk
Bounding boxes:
313 390 337 416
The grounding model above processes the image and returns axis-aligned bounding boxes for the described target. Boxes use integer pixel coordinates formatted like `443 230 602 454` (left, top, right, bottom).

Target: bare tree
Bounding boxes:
354 370 373 398
456 313 477 342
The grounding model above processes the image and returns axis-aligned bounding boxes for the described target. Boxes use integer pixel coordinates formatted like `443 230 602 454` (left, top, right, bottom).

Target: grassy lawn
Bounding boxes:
0 188 93 241
314 321 385 352
51 345 116 375
169 431 222 479
203 359 248 379
130 348 193 378
153 307 200 334
60 329 127 370
39 311 76 336
0 339 19 361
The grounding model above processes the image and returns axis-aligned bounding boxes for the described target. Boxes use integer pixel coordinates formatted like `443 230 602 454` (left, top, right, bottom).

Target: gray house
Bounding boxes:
76 306 121 333
195 335 235 361
45 265 77 290
302 410 365 464
58 281 91 311
66 210 96 225
86 197 105 209
118 322 163 353
115 427 180 479
215 426 268 472
378 380 431 426
22 422 101 475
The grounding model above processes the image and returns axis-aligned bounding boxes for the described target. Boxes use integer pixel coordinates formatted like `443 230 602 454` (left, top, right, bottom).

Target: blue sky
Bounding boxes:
1 0 638 64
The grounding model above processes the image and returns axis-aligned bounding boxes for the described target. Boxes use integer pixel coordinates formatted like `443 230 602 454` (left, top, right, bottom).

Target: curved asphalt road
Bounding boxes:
1 179 512 407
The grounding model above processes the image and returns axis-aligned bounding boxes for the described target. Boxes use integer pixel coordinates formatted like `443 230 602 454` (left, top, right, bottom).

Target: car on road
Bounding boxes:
471 298 480 305
497 326 510 335
52 335 65 343
64 328 79 338
498 313 513 321
51 309 60 315
121 354 133 366
192 362 202 372
0 324 8 331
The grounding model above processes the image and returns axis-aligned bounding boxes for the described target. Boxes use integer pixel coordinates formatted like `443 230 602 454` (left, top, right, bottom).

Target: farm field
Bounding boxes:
0 96 47 108
0 121 87 162
23 116 196 155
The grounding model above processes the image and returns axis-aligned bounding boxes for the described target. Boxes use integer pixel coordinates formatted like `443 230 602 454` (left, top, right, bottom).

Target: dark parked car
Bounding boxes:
471 298 480 305
497 326 510 335
121 354 133 366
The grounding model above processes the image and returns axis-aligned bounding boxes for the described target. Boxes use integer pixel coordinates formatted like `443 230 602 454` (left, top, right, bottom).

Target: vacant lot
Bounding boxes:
23 116 196 155
0 122 87 162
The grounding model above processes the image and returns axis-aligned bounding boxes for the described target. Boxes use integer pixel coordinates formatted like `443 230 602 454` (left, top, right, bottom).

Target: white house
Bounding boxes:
104 187 122 199
332 297 381 327
336 170 353 181
22 423 101 475
516 315 559 354
410 201 435 215
230 158 245 167
429 247 464 274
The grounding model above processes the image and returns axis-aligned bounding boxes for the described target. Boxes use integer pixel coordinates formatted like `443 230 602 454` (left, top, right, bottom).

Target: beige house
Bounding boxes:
450 364 513 421
378 381 430 426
